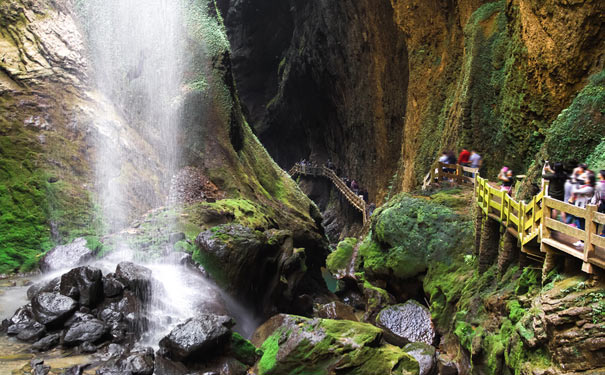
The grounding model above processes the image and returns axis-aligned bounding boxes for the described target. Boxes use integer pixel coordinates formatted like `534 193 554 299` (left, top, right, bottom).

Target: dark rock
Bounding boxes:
16 321 46 342
98 290 145 342
39 238 94 273
31 358 50 375
168 232 186 244
32 292 78 327
63 318 106 345
316 301 358 321
61 364 89 375
103 276 125 298
159 315 235 361
403 342 436 375
7 305 35 335
120 347 155 375
376 300 435 346
115 262 152 302
80 341 97 353
96 367 128 375
27 277 61 300
60 266 103 307
152 355 189 375
32 333 60 351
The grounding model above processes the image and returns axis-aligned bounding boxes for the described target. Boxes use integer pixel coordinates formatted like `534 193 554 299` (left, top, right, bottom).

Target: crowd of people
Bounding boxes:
541 162 605 247
438 149 482 178
295 159 375 216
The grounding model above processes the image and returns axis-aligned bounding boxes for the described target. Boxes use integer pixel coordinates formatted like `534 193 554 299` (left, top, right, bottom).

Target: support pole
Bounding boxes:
479 217 501 272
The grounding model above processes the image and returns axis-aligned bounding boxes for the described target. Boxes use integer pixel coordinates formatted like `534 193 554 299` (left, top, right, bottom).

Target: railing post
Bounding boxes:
583 205 597 273
519 201 525 244
541 197 552 248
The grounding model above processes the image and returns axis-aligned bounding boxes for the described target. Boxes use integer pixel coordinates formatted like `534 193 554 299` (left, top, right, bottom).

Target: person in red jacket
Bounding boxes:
458 149 471 166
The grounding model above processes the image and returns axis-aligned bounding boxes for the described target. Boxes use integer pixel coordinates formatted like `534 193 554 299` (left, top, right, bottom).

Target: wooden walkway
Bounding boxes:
289 164 368 225
476 175 605 274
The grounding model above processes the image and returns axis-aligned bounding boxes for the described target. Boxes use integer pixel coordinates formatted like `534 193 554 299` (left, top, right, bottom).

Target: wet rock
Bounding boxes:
31 358 51 375
32 292 78 326
316 301 358 321
376 300 435 346
159 314 235 361
103 276 125 298
60 266 103 307
120 347 155 375
7 305 37 335
39 238 94 273
32 333 60 351
80 341 97 353
27 277 61 300
63 318 107 345
403 342 436 375
153 355 189 375
16 321 46 342
61 364 89 375
115 262 152 302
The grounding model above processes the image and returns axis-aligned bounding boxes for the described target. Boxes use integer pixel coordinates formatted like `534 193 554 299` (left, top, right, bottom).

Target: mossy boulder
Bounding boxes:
253 314 419 375
358 194 472 282
326 237 357 277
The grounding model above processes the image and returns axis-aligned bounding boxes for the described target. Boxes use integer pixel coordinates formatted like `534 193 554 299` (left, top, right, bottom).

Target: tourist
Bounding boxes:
570 173 595 247
351 180 359 194
458 149 471 167
591 170 605 236
445 151 457 177
468 150 482 178
542 161 567 219
439 151 449 179
498 167 513 195
368 203 376 216
326 159 335 171
361 189 369 202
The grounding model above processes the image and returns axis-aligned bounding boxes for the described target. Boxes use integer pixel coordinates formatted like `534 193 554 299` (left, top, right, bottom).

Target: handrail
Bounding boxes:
289 164 368 224
475 174 603 273
422 162 479 190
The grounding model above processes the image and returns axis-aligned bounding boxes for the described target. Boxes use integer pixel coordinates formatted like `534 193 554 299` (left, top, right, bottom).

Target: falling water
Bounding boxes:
75 0 258 344
84 0 185 233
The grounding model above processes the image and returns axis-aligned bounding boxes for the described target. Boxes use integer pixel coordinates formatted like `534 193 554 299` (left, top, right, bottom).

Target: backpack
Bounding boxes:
594 186 605 213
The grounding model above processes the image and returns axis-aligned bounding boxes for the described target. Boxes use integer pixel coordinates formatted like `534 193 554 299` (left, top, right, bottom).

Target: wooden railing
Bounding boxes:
475 175 604 274
289 164 368 224
422 162 479 190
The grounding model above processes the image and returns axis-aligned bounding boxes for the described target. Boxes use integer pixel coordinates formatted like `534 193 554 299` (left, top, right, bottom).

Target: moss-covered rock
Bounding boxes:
326 237 357 277
253 314 419 375
358 194 472 281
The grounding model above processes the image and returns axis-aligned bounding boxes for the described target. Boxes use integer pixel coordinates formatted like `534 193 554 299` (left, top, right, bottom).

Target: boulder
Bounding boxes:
61 364 90 375
63 318 107 345
403 342 436 375
39 238 94 273
120 347 155 375
98 290 145 342
376 300 435 346
60 266 103 307
31 358 50 375
159 315 235 361
168 232 186 244
437 353 458 375
32 333 60 351
6 305 46 342
103 276 125 298
252 314 419 375
316 301 358 321
32 292 78 326
27 277 61 300
115 262 152 302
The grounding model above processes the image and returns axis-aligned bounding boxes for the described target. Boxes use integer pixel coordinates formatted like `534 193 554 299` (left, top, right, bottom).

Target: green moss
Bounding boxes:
184 199 274 232
258 329 282 374
358 194 472 280
230 332 261 366
543 70 605 163
326 238 357 275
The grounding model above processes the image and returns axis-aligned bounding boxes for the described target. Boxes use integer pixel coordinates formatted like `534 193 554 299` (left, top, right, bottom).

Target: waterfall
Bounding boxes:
83 0 185 234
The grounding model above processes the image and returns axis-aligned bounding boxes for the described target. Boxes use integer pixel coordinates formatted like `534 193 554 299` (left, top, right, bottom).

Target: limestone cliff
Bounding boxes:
220 0 604 199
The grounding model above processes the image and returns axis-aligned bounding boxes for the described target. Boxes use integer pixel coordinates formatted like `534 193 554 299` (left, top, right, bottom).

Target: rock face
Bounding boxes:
376 301 436 346
39 238 94 273
159 315 235 361
252 314 420 375
219 0 605 199
195 225 323 316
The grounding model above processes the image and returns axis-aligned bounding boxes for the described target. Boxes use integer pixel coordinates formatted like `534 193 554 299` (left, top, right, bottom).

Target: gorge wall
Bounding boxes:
220 0 605 202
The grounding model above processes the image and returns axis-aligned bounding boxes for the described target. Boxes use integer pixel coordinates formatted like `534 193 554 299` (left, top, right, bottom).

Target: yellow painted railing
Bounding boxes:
475 175 604 273
423 162 479 190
